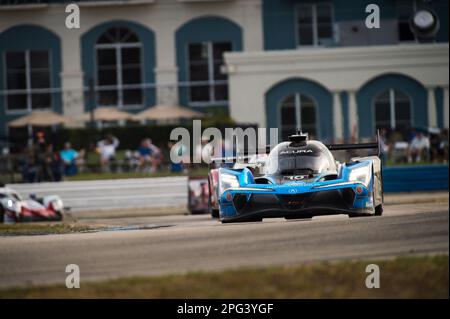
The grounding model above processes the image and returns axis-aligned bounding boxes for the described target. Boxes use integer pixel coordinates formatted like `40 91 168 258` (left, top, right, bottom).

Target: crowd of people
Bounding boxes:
2 127 448 183
379 128 449 165
16 132 168 183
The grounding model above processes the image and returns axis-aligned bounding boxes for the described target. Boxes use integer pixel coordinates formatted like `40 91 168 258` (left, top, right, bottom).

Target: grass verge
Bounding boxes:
0 254 447 298
0 223 90 236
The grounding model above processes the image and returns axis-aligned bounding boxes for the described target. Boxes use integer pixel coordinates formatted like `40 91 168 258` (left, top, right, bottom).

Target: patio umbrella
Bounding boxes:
8 110 72 147
133 105 204 121
77 107 133 122
8 110 72 127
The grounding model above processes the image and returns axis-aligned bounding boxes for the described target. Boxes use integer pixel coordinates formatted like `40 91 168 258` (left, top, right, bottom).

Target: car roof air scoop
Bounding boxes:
288 130 308 147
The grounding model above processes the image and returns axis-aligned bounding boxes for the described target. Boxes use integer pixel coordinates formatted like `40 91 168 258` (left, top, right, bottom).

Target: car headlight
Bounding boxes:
348 165 371 187
219 173 240 195
6 199 22 215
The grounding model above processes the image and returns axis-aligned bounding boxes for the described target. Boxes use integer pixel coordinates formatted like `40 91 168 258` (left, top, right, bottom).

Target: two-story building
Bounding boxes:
0 0 448 144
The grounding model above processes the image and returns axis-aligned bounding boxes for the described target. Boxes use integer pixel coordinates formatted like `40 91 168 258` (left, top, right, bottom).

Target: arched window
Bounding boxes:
280 93 317 140
95 27 143 108
374 89 411 134
188 42 231 105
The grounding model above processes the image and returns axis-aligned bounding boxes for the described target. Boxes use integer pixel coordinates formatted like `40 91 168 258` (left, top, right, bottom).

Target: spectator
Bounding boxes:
125 150 140 172
379 129 389 165
97 134 119 171
408 132 430 163
438 129 449 163
34 131 48 182
148 139 163 171
50 150 64 182
42 144 55 181
22 151 38 183
429 130 441 163
60 142 78 176
138 138 153 172
76 148 86 173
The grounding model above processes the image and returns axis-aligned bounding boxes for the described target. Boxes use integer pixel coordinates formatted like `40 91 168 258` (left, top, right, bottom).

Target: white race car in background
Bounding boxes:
0 184 64 224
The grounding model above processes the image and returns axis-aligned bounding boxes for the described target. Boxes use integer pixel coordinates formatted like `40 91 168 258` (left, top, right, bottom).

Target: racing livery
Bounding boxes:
215 132 383 223
187 153 267 217
0 185 64 223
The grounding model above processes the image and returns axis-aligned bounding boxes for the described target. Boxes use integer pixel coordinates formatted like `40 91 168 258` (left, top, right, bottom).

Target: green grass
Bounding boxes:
1 255 447 298
0 223 90 236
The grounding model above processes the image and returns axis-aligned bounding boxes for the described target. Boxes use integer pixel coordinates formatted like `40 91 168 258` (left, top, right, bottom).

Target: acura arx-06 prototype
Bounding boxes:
215 132 383 223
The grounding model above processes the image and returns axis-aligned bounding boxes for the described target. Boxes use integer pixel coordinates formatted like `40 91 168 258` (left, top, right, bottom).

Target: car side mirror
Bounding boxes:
29 193 37 200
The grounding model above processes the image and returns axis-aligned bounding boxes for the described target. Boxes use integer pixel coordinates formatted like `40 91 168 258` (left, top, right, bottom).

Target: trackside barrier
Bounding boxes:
382 165 449 192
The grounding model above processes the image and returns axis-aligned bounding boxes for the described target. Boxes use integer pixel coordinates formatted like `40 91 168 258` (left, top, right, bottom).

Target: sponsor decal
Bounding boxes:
279 149 314 155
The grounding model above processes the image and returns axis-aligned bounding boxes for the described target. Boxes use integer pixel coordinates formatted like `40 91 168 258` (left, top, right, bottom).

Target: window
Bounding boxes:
5 50 51 112
280 93 317 140
297 3 333 46
397 0 417 42
374 89 411 134
95 27 143 108
188 41 231 106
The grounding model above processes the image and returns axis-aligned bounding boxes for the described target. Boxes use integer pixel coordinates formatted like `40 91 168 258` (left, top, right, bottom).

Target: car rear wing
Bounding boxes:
210 130 381 163
325 130 381 157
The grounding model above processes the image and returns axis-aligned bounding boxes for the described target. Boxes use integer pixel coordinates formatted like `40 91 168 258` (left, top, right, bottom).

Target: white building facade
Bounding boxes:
226 43 449 142
0 0 449 143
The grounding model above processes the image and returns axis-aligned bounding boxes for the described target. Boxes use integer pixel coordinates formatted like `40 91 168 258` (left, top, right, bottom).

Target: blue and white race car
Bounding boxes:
215 132 383 223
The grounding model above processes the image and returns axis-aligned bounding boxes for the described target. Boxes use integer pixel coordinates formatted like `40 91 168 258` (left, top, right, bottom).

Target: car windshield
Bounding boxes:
277 156 323 175
265 141 336 176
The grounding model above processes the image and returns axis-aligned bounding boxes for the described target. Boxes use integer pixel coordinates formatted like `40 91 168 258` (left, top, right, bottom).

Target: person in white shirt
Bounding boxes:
97 134 119 170
408 132 430 163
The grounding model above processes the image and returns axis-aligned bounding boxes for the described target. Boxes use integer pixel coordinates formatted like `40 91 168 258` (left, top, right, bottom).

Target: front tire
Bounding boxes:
54 211 63 221
349 190 381 218
211 208 219 219
375 204 383 216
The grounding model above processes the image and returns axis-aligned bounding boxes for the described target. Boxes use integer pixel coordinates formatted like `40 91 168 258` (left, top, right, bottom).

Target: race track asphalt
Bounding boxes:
0 202 448 288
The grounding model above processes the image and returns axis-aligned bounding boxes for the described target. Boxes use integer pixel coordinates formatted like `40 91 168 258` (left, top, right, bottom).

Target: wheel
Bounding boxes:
208 174 221 219
210 208 219 219
348 191 381 218
373 164 383 216
54 211 63 221
375 204 383 216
